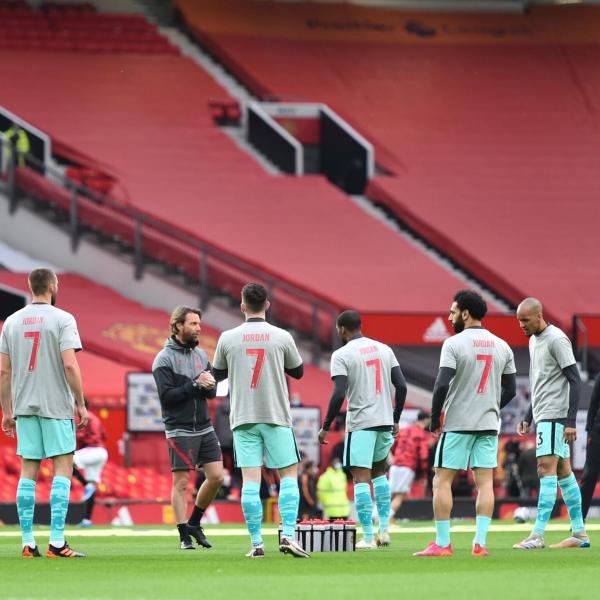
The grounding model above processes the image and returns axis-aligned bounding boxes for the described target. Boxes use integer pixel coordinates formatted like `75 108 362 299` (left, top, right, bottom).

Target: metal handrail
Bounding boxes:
1 140 339 359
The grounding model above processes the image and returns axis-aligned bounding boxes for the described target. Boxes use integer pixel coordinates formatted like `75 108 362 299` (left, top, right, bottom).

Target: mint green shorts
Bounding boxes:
343 429 394 469
233 423 301 469
16 416 76 460
536 421 570 459
434 432 498 470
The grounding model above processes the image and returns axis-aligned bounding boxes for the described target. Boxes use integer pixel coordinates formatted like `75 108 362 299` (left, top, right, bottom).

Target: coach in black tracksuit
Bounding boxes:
152 306 224 550
581 373 600 520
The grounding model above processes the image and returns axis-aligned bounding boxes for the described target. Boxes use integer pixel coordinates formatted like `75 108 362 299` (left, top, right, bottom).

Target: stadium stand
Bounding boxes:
0 1 178 54
0 47 501 342
176 0 600 332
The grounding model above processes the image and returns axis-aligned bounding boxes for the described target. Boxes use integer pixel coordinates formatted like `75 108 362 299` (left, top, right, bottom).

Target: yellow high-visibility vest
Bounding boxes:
3 127 31 167
317 467 350 518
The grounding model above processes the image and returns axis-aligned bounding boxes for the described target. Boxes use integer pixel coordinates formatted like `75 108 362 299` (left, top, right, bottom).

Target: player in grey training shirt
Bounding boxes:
212 283 308 558
513 298 589 549
319 310 408 549
415 291 516 557
0 269 87 558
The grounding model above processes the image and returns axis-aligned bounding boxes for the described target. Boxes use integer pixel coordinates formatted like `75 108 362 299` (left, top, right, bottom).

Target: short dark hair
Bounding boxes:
170 306 202 335
336 310 361 332
453 290 488 321
28 268 57 296
417 410 431 421
242 282 268 313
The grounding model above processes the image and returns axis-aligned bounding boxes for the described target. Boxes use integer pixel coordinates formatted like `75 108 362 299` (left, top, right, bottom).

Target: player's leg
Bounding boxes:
580 431 600 521
470 434 498 556
15 416 43 557
390 466 413 520
172 470 195 549
188 459 224 548
72 464 88 486
415 432 468 556
187 432 225 548
472 468 494 555
514 422 558 549
264 424 309 558
191 461 225 524
42 417 84 558
74 447 108 526
166 436 198 549
371 431 394 545
372 459 391 546
234 425 265 556
550 449 589 548
391 492 405 517
532 454 558 535
431 468 455 548
48 452 84 557
345 430 377 548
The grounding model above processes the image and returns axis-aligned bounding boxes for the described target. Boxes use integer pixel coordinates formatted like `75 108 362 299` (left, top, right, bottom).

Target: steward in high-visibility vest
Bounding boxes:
317 460 350 519
4 124 30 167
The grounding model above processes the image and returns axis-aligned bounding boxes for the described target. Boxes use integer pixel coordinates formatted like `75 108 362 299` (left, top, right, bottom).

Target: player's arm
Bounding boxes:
562 364 581 432
430 367 455 434
153 360 197 405
211 338 228 382
199 362 217 399
212 366 228 382
549 336 580 437
0 352 15 437
519 403 534 435
499 373 517 409
391 365 408 434
61 348 88 429
284 333 304 380
586 374 600 432
285 364 304 380
319 375 347 444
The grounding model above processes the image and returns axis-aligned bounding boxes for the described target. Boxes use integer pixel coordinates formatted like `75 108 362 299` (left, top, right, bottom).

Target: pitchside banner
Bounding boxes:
361 313 528 347
177 0 600 45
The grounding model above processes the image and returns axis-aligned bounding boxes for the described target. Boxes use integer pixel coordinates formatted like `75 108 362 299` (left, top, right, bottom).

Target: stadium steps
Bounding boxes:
156 26 283 176
167 4 516 311
348 195 510 313
158 13 512 311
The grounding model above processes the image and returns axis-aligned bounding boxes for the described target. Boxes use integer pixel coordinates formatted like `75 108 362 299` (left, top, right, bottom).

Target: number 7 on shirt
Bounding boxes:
24 330 41 372
246 348 265 389
365 358 382 394
476 354 493 394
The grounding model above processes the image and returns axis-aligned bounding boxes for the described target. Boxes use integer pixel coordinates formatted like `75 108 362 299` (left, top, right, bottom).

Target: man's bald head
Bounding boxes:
516 297 546 337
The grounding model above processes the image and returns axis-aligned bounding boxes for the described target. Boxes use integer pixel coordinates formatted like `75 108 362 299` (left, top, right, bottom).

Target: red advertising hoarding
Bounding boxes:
362 313 528 347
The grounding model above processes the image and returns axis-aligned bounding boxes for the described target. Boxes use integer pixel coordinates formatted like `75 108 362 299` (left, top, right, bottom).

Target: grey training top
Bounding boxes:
0 303 82 419
529 325 576 422
439 327 516 432
213 320 302 430
330 337 399 432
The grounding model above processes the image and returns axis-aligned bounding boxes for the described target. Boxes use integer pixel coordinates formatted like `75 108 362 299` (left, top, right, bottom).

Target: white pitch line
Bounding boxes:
0 523 598 538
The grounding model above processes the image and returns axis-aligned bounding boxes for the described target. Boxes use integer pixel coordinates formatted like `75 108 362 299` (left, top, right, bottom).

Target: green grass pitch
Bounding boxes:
0 522 597 600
